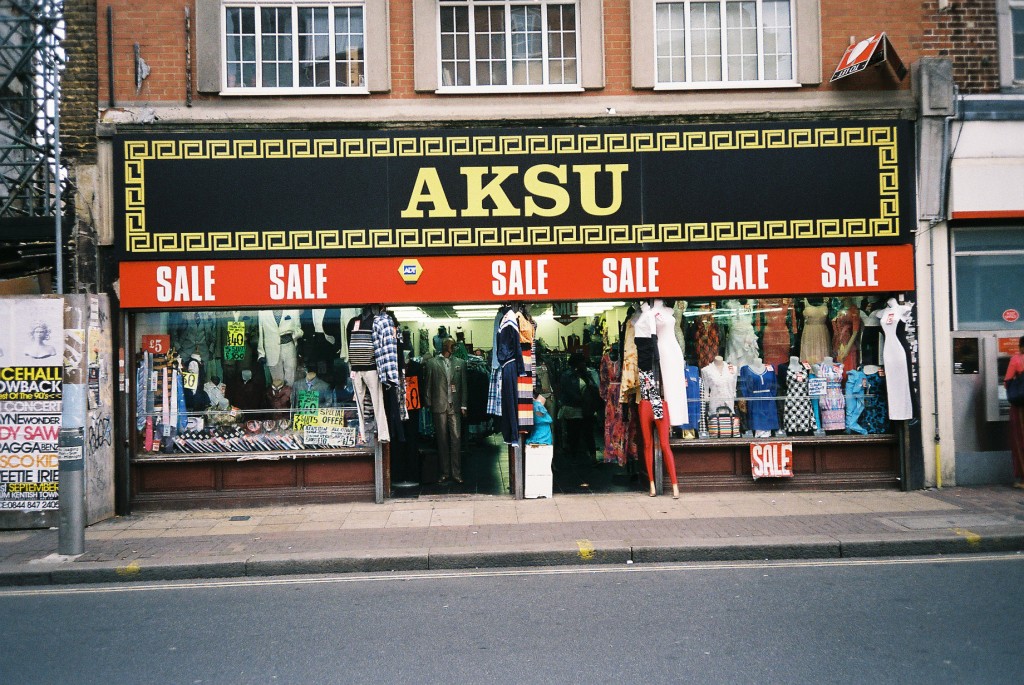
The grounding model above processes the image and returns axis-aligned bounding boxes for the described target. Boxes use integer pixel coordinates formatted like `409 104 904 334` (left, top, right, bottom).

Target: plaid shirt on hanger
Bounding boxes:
373 312 401 386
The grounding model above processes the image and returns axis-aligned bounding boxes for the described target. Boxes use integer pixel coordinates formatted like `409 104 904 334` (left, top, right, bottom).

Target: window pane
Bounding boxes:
956 254 1024 328
726 1 757 81
1013 8 1024 80
763 0 793 80
335 7 365 86
298 7 331 87
690 2 722 82
955 227 1024 252
225 7 256 87
656 3 686 83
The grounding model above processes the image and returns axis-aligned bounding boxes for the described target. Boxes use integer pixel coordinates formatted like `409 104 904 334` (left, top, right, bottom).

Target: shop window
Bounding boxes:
630 0 820 89
132 309 373 457
196 0 392 94
953 226 1024 330
413 0 604 92
998 0 1024 89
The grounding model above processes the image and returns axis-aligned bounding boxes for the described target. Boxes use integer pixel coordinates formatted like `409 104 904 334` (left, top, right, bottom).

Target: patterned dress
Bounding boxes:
800 300 832 365
783 363 816 434
599 354 627 466
819 361 846 431
497 309 524 444
831 305 862 372
760 298 796 367
695 313 721 369
618 315 639 404
861 370 890 434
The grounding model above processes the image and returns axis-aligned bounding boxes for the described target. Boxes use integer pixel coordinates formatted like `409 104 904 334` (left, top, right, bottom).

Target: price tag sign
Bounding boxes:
182 371 198 391
297 390 320 413
142 334 170 354
807 378 826 396
223 345 246 361
227 321 246 347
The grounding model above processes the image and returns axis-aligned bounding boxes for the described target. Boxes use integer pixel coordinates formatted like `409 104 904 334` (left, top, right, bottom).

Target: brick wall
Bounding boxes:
63 0 98 162
921 0 1000 93
96 0 933 106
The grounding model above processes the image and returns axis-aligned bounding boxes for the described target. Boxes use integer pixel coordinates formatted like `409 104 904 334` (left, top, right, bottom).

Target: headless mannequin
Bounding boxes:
635 302 680 498
748 357 766 375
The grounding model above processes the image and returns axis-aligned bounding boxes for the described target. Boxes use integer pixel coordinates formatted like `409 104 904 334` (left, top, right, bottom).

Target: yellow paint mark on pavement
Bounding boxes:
116 561 142 576
952 528 981 546
576 539 595 560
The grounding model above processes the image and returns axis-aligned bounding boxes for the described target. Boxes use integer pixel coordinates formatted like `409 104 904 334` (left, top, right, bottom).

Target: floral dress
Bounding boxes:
599 353 628 466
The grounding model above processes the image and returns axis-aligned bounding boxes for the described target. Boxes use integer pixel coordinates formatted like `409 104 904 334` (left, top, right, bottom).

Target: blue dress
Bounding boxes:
844 369 868 435
861 371 890 434
739 365 780 432
680 365 702 430
527 400 553 445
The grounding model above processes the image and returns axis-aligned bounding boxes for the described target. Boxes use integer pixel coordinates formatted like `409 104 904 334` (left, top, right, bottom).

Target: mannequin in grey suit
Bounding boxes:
424 338 468 483
257 310 303 385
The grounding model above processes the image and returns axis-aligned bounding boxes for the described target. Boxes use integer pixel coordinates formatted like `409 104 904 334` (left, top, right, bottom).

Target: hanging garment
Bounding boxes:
701 361 738 414
517 311 536 433
739 365 780 432
878 305 914 420
618 314 640 403
760 298 796 367
782 362 816 434
860 313 882 367
681 365 702 432
819 361 846 431
844 369 868 435
695 312 721 370
723 300 760 371
497 309 524 443
800 300 832 365
487 308 506 416
861 369 890 434
831 304 862 372
654 303 688 425
600 353 628 466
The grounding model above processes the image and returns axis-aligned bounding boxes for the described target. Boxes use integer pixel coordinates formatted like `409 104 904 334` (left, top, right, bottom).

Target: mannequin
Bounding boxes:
844 367 868 435
171 311 218 376
874 298 914 421
222 310 260 401
780 355 816 435
496 306 524 444
299 309 342 382
204 376 230 411
599 346 627 465
860 299 884 366
297 369 333 409
739 357 779 437
618 306 640 403
652 300 687 426
229 368 265 414
860 364 890 434
815 356 846 431
701 355 738 414
348 307 390 443
634 302 679 498
672 300 688 357
265 378 293 420
680 364 701 438
799 298 831 365
257 310 302 385
831 297 862 372
373 306 404 444
723 299 759 370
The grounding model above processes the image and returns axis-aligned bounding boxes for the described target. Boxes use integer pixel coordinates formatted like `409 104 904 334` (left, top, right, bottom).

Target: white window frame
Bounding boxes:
435 0 584 94
221 1 369 95
652 0 799 90
998 0 1024 89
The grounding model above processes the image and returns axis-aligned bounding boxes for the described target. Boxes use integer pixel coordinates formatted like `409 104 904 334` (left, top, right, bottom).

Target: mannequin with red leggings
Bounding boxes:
634 302 681 498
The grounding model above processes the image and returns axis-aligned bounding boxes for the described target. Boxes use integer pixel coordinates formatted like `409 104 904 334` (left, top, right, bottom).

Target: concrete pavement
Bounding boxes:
1 486 1023 585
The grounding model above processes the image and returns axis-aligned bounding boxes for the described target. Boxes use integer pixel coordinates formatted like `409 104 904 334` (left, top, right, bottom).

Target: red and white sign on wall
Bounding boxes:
118 244 915 309
750 442 794 480
1003 309 1020 323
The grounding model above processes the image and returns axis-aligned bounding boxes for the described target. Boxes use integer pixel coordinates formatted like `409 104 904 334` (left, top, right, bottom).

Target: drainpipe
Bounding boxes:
926 89 960 489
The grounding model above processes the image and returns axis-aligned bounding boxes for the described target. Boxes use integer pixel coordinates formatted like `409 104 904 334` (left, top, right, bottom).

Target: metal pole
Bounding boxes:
51 14 63 295
513 440 524 500
58 296 86 555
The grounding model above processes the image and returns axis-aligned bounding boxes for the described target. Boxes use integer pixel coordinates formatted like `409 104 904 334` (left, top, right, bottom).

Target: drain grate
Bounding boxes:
228 515 251 522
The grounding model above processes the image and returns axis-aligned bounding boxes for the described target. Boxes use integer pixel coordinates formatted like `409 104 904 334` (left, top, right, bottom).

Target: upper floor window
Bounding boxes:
437 0 581 92
223 2 366 93
1013 2 1024 83
654 0 796 89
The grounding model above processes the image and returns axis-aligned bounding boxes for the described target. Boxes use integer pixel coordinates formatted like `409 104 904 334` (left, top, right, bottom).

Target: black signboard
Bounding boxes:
114 120 915 261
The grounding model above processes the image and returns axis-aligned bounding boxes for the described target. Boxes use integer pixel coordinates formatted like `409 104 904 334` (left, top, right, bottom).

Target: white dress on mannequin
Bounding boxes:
875 300 914 420
701 359 738 413
723 299 760 370
653 301 687 425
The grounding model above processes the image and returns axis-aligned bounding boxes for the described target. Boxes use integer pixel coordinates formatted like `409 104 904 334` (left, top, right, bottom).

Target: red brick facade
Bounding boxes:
921 0 1001 93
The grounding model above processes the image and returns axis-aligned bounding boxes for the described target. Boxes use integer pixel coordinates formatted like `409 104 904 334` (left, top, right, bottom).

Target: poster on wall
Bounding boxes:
0 298 63 512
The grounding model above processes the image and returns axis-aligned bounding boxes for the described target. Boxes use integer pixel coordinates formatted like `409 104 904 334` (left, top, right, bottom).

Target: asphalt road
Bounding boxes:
3 554 1023 685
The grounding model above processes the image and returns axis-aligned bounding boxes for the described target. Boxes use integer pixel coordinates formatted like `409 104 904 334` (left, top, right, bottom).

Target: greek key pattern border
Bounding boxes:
123 126 901 254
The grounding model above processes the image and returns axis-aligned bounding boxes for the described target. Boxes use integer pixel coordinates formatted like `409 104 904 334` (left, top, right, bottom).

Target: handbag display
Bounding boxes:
1007 371 1024 408
707 406 740 439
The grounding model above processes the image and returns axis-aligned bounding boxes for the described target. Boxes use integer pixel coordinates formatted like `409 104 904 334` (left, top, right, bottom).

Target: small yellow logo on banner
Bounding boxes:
398 259 423 284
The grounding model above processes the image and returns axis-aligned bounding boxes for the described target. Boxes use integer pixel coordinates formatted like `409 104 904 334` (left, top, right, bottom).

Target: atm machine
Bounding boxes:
951 330 1024 484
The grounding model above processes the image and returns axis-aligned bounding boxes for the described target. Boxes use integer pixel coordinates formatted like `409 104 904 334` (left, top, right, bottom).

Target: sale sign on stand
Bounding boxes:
750 442 794 480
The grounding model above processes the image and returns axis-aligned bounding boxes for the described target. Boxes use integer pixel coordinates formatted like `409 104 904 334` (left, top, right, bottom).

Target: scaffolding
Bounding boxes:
0 0 66 284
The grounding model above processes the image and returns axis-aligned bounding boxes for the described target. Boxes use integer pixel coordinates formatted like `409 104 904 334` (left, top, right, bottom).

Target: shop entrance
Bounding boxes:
387 301 644 498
